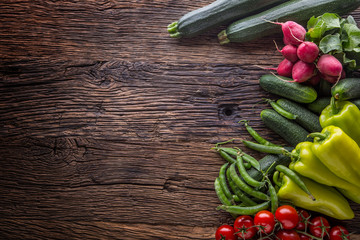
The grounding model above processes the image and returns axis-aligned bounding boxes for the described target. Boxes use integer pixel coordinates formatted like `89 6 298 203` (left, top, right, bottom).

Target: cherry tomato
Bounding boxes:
275 229 300 240
254 210 275 234
215 225 237 240
296 210 310 231
275 205 299 230
233 215 256 239
309 216 330 238
298 233 312 240
329 226 350 240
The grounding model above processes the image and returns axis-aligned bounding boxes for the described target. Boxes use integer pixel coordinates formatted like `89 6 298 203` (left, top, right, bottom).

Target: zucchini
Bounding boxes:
332 78 360 101
167 0 286 38
259 74 317 103
306 97 331 114
261 109 310 147
218 0 360 44
276 98 322 132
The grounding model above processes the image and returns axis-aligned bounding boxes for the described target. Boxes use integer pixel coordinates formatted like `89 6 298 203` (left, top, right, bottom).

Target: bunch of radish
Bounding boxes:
270 21 344 85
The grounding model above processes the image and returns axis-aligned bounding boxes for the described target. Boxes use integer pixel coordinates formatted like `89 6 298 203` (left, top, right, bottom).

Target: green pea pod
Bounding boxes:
240 120 280 147
214 177 232 206
217 201 270 215
242 140 290 155
236 154 265 188
219 163 233 201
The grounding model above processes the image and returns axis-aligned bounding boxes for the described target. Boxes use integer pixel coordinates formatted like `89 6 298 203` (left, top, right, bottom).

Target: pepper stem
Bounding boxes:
308 132 326 140
330 96 339 115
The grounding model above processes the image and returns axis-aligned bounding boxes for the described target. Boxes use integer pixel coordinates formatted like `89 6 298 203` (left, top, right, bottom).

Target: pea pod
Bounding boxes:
240 120 279 147
267 179 278 213
242 140 290 155
229 163 269 201
236 154 264 188
217 201 270 215
214 177 232 206
216 147 260 171
218 163 233 201
266 98 297 120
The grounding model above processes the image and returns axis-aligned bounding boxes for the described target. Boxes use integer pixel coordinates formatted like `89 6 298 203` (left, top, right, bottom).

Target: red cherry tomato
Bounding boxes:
254 210 276 234
329 226 350 240
275 205 300 229
296 210 310 231
275 229 301 240
298 233 312 240
309 216 331 238
215 225 237 240
233 215 256 239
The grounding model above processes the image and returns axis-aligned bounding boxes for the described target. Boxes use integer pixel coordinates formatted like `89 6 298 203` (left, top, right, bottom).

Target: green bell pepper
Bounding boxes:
310 125 360 188
277 175 354 220
320 98 360 146
290 141 360 204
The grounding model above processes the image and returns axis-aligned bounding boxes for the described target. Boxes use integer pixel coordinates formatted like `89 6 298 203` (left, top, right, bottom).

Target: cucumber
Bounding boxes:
306 97 331 115
261 109 310 147
332 78 360 101
218 0 360 44
167 0 285 38
259 74 317 103
276 99 322 132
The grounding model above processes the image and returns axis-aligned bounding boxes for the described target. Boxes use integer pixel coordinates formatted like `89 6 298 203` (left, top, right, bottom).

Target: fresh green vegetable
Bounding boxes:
267 179 278 213
259 74 317 104
276 98 322 132
215 147 260 171
290 141 360 204
332 78 360 101
310 126 360 188
217 201 270 215
320 98 360 146
306 97 331 114
240 120 279 147
306 13 360 70
266 99 297 120
229 163 270 201
219 163 233 201
277 175 354 220
214 177 232 206
242 140 289 155
236 154 264 188
260 109 310 147
218 0 360 44
167 0 285 38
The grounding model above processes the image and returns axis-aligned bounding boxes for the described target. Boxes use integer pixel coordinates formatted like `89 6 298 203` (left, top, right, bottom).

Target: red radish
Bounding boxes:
275 43 298 62
321 70 346 84
268 58 294 77
317 54 343 77
308 72 321 86
278 21 306 46
297 41 319 63
292 60 316 82
283 36 290 45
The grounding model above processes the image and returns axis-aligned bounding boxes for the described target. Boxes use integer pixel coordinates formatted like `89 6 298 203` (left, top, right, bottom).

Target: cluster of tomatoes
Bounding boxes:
215 205 350 240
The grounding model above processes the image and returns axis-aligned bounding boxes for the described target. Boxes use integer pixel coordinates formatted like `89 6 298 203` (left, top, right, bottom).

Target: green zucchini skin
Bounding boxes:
261 109 310 147
332 78 360 101
259 74 317 104
167 0 286 38
276 98 322 133
219 0 360 44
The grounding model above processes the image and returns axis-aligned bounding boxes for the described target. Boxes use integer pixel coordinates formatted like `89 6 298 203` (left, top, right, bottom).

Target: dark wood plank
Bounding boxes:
1 0 360 239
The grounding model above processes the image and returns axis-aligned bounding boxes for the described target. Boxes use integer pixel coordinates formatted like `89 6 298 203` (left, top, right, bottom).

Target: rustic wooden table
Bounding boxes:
1 1 360 239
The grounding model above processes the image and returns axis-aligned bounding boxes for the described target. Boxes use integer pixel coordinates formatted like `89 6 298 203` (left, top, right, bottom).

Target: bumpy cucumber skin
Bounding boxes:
171 0 285 38
261 109 310 147
247 154 291 181
276 99 322 132
259 74 317 103
307 97 331 114
332 78 360 101
223 0 360 43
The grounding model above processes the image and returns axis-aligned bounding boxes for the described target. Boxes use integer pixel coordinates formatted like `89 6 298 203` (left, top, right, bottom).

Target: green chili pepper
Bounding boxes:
266 98 297 120
309 125 360 188
277 175 354 220
320 98 360 146
240 120 279 147
236 153 264 188
276 165 315 201
290 141 360 204
217 201 270 215
229 163 269 201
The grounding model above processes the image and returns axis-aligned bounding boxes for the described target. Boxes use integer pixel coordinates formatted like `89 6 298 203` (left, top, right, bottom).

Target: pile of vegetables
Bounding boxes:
167 0 360 239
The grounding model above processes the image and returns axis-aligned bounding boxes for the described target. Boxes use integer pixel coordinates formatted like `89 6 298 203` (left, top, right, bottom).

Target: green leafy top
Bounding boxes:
306 13 360 70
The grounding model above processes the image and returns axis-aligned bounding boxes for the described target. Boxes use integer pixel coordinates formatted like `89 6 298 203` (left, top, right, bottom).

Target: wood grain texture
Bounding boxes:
0 0 360 239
